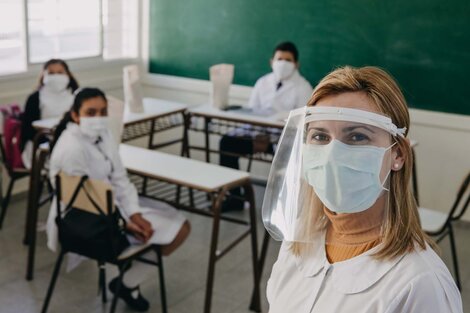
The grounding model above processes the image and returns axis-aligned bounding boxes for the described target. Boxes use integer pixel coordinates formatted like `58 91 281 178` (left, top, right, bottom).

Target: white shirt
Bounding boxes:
39 86 74 119
248 70 313 114
46 122 186 252
267 238 462 313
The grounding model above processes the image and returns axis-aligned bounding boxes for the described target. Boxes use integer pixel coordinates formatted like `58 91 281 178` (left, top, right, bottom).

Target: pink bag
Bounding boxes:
1 104 24 169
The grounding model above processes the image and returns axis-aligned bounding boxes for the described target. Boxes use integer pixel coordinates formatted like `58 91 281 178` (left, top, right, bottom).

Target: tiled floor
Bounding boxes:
0 187 469 313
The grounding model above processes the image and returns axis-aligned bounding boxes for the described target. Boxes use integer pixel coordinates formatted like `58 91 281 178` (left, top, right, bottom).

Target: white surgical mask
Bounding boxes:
79 117 109 139
43 73 70 92
272 60 295 82
303 140 394 214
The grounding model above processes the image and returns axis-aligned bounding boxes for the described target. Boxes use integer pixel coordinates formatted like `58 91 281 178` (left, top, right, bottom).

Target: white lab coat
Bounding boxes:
39 87 74 119
267 236 462 313
247 70 313 114
46 122 186 254
21 88 74 169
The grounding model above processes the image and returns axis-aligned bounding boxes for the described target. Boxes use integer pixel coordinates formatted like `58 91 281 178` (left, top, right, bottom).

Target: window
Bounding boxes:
103 0 138 60
27 0 102 63
0 0 138 75
0 0 27 75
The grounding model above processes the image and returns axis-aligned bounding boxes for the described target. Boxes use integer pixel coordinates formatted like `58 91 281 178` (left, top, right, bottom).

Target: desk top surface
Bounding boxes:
188 105 285 128
32 98 187 130
119 144 250 192
124 98 187 124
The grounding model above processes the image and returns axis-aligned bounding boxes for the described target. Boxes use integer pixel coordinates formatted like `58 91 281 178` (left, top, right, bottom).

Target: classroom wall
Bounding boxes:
142 73 470 221
0 59 135 195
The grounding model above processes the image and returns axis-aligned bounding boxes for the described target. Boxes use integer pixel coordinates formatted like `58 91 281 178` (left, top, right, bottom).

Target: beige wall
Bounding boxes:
142 73 470 221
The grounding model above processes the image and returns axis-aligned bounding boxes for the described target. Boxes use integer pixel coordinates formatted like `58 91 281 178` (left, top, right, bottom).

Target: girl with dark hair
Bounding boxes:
47 88 190 311
20 58 79 168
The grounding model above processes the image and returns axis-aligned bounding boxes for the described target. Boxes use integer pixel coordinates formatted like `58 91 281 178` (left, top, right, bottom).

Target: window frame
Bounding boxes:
0 0 141 79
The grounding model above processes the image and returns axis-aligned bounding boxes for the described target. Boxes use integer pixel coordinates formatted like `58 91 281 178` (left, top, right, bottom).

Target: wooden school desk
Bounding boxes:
120 144 261 313
185 105 285 170
32 98 188 150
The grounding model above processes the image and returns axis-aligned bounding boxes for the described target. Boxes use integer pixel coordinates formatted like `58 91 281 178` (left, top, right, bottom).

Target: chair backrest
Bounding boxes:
448 172 470 223
123 64 144 113
106 95 125 144
57 172 114 216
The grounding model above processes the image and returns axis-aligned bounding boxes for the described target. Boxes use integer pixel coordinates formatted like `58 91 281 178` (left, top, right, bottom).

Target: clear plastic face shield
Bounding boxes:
262 106 406 244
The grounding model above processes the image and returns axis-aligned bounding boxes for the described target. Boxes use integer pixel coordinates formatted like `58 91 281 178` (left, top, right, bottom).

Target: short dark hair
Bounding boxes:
273 41 299 62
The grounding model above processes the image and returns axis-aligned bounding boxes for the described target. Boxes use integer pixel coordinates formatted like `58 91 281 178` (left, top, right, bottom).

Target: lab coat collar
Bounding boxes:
294 233 405 294
269 69 301 88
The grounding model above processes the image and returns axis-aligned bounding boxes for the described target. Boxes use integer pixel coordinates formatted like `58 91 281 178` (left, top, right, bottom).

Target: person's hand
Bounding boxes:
127 213 154 243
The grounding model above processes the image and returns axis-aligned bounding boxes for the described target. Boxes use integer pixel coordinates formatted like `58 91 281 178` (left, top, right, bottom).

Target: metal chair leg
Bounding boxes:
41 251 65 313
448 224 461 290
99 262 107 303
0 177 16 229
109 262 127 313
155 247 168 313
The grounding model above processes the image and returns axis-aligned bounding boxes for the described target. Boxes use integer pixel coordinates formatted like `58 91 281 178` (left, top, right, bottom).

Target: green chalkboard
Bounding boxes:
148 0 470 115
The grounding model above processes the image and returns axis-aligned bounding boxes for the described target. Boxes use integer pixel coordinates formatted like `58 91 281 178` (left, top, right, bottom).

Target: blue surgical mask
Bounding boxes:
303 140 394 214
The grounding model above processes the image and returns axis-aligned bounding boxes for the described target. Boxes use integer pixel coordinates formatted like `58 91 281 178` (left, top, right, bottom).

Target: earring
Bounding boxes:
393 163 400 169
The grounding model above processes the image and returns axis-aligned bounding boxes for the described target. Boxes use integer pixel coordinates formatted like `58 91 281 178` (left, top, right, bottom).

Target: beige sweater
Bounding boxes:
324 204 384 263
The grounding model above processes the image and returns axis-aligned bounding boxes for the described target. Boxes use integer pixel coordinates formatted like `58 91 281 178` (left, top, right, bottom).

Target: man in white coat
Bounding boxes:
219 41 313 211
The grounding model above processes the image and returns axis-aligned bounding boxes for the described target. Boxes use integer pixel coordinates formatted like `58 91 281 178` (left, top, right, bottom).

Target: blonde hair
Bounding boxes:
291 66 432 260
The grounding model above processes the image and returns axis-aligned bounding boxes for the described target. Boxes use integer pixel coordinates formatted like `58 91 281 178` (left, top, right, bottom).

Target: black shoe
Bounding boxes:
221 197 245 212
109 278 150 312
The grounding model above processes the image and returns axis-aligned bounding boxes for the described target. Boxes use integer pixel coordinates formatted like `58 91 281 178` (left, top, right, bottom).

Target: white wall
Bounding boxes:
142 73 470 221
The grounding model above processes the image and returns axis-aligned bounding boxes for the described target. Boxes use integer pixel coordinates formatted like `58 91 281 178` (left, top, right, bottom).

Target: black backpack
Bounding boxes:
56 175 130 263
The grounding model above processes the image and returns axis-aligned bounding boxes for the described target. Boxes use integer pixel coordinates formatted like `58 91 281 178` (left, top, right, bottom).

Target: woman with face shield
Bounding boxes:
47 88 190 312
20 59 80 169
264 66 462 312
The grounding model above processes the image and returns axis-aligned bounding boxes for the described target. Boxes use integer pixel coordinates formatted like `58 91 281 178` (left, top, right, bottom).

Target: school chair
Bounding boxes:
0 133 31 229
41 172 168 313
418 172 470 290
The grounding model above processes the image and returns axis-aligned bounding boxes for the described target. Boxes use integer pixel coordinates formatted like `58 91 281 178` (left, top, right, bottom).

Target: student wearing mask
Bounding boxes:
264 66 462 312
47 88 190 312
219 41 313 211
21 59 79 168
247 41 313 115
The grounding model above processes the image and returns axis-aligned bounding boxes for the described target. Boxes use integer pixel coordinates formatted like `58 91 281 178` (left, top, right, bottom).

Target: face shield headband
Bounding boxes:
304 106 407 138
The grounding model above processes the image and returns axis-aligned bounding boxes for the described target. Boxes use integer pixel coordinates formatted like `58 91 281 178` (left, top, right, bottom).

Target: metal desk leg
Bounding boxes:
250 229 270 311
204 189 226 313
244 183 261 312
26 151 47 280
147 119 156 149
182 113 191 158
177 113 194 206
204 117 211 163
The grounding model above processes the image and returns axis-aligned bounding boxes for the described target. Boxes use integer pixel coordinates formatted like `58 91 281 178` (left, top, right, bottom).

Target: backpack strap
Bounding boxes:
81 184 108 216
62 175 89 213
